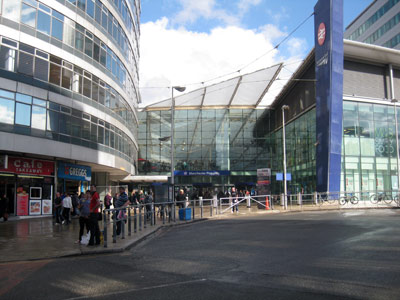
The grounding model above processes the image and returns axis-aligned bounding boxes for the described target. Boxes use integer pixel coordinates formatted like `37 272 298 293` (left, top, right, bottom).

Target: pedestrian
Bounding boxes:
176 189 186 208
76 190 91 244
0 194 9 221
104 192 112 217
71 193 79 217
114 186 130 236
88 184 101 246
62 193 72 224
130 189 138 205
145 191 153 220
54 192 63 225
231 187 238 213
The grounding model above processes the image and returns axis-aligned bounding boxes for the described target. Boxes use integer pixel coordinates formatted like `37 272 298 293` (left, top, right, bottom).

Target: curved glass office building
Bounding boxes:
0 0 140 216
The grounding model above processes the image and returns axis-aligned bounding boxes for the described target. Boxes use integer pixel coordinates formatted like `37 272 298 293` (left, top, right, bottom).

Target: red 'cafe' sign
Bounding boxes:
0 157 55 176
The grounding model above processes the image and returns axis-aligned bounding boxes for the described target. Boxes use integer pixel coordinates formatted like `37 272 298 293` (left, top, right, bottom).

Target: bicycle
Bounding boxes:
339 194 358 205
370 192 392 204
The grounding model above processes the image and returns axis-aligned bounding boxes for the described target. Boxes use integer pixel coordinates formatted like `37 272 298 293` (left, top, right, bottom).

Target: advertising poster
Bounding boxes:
17 188 29 216
29 200 42 215
42 200 52 215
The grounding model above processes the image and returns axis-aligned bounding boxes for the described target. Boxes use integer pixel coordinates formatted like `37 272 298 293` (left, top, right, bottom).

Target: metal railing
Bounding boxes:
102 190 400 247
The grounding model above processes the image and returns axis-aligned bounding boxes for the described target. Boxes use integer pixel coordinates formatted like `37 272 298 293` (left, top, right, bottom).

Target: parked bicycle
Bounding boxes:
339 194 358 205
370 192 392 204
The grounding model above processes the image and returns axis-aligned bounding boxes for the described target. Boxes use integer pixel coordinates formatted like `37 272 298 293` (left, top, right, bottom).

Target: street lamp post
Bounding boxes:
282 105 289 210
171 86 185 218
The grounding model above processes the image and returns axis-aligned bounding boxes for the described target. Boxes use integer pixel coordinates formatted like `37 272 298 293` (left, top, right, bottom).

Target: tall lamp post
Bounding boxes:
282 105 289 209
171 86 186 218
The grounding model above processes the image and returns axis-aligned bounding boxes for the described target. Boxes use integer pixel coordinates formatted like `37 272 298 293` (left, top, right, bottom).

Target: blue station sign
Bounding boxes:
174 170 231 176
58 162 92 181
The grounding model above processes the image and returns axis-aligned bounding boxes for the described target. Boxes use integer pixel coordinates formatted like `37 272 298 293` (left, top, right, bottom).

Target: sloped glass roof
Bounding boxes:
143 63 283 110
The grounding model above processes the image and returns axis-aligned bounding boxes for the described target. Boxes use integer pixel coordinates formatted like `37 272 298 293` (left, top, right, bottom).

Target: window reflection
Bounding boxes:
15 103 31 126
37 10 51 35
3 0 21 22
32 106 46 130
0 97 15 124
21 3 36 27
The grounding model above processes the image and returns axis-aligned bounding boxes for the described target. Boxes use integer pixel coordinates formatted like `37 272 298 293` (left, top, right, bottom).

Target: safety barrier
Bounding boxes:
103 190 400 247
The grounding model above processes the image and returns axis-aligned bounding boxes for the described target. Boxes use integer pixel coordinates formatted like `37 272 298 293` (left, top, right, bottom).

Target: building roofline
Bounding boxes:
345 0 377 31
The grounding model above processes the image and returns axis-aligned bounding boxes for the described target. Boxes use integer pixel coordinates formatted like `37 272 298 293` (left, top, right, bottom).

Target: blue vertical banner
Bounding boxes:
314 0 344 192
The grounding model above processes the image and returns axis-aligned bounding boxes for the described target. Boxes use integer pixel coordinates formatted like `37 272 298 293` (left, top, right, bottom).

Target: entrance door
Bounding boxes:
0 178 15 215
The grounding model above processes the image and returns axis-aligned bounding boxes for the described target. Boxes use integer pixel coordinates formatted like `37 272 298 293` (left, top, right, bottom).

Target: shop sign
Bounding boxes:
0 157 54 176
17 192 29 216
174 170 230 176
58 162 92 181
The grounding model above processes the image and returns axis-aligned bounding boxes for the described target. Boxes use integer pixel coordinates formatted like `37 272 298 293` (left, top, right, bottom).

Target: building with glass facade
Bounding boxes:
0 0 140 216
138 40 400 197
345 0 400 49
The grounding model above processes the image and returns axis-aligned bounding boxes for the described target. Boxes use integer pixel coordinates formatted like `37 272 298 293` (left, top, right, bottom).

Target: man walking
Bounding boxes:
88 184 101 246
54 192 62 225
62 193 72 224
114 186 130 236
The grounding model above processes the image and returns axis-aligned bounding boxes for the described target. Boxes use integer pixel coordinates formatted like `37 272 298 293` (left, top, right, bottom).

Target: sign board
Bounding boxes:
0 157 54 176
314 0 343 192
257 168 271 195
58 162 92 181
174 170 230 176
276 173 283 181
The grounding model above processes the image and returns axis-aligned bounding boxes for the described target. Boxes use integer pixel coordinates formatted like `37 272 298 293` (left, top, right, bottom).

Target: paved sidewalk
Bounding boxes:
0 214 206 263
0 205 282 263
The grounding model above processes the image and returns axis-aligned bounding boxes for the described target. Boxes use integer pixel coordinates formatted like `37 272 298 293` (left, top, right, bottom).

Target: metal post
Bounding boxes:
200 198 203 218
134 206 137 233
151 203 154 226
112 209 117 243
162 205 166 224
144 205 147 228
139 205 142 231
103 210 107 248
210 200 213 217
121 209 125 239
171 87 175 213
192 199 195 219
282 105 289 210
128 208 131 236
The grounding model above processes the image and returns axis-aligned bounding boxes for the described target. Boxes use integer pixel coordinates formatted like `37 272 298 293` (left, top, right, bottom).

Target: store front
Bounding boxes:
57 162 92 195
0 155 55 216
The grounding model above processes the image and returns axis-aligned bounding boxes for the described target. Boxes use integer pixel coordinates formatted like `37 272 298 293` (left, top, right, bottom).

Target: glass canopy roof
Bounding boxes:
143 63 283 110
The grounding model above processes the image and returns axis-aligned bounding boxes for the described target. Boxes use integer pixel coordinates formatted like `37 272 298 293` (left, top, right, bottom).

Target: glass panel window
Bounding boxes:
49 63 61 86
21 3 37 27
37 10 51 35
87 0 94 18
18 52 34 76
77 0 85 11
33 98 46 106
51 18 63 41
16 93 32 104
0 97 15 124
3 0 21 22
84 36 93 57
15 102 31 126
82 120 90 140
34 57 49 81
0 47 17 72
31 105 46 130
83 77 91 98
62 68 73 90
63 20 75 47
75 30 84 52
93 42 100 62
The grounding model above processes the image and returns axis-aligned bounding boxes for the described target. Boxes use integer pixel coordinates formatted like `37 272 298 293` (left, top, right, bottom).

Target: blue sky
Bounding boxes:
139 0 371 105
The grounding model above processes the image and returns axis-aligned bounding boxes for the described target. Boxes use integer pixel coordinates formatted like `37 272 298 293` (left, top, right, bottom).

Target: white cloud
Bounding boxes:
173 0 239 26
238 0 262 14
139 18 288 106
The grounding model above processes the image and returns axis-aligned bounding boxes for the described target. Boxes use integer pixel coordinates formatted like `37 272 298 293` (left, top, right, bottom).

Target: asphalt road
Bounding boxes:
1 209 400 300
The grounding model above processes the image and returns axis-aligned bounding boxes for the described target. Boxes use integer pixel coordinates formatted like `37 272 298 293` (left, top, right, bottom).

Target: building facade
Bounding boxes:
138 40 400 197
0 0 140 216
344 0 400 49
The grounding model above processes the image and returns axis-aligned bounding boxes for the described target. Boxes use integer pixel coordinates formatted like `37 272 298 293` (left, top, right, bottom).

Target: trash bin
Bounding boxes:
179 208 192 220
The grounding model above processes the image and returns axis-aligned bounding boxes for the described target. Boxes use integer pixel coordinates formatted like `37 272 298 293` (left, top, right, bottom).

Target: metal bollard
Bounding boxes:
139 205 142 231
134 206 137 233
162 205 166 224
200 198 203 219
113 209 117 244
121 209 125 239
144 205 148 228
151 203 154 226
314 191 318 205
128 208 131 236
192 199 195 219
210 201 213 217
103 210 108 248
298 192 302 206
